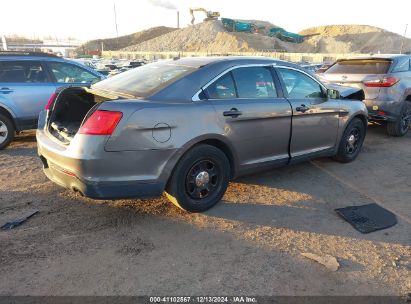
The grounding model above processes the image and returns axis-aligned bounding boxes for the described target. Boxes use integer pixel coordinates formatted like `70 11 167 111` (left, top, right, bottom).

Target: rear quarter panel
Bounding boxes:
102 100 235 181
104 101 225 152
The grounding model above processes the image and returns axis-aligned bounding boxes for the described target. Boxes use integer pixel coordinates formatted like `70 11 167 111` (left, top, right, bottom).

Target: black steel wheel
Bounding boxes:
185 159 220 200
345 127 361 155
335 118 365 163
165 144 230 212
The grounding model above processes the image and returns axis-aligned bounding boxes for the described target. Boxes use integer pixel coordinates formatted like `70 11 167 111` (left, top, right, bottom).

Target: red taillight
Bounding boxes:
45 93 57 110
78 110 122 135
363 77 399 87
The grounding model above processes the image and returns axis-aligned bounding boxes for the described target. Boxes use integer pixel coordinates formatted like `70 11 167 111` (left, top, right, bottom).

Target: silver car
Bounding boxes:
37 57 367 212
320 54 411 136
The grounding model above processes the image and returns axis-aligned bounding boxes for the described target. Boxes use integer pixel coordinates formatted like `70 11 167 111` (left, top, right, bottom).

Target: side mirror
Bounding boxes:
327 88 340 99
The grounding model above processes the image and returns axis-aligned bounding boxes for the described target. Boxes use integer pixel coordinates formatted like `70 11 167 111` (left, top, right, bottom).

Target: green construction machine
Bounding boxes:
221 17 304 43
221 18 256 33
269 27 304 43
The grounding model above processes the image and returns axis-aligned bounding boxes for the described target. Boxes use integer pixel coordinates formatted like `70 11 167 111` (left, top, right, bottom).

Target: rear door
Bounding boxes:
321 59 392 100
276 67 340 161
0 60 57 129
204 65 292 169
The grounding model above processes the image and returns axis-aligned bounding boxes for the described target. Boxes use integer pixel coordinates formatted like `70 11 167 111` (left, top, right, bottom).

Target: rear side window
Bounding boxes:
392 58 410 73
48 62 99 83
325 59 391 74
206 72 236 99
232 67 277 98
0 61 48 83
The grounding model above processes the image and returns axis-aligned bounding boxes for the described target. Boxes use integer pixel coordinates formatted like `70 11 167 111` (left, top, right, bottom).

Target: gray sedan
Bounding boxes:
36 57 368 212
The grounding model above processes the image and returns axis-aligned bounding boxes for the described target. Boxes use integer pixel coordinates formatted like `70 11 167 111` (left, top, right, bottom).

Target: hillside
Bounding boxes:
5 35 42 45
121 21 411 54
77 26 177 52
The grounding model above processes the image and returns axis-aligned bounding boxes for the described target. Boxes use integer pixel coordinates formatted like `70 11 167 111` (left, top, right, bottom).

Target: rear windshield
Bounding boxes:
325 59 392 74
92 61 195 97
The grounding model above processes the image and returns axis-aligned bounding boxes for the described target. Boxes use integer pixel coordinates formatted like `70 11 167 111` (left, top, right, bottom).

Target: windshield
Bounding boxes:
92 60 195 97
325 59 392 74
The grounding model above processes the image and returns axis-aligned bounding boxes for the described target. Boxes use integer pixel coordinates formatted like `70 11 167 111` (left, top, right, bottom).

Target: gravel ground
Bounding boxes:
0 126 410 296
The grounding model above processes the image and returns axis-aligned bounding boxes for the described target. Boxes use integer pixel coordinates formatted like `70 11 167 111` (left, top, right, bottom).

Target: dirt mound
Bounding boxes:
123 20 289 53
78 26 177 52
299 25 411 53
299 24 385 37
121 21 411 54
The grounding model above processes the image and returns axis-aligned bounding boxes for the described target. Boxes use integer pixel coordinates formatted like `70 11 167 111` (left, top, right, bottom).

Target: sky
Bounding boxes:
1 0 410 41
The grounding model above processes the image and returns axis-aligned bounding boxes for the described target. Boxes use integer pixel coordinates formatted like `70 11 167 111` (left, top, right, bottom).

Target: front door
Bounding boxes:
276 67 340 161
204 66 292 170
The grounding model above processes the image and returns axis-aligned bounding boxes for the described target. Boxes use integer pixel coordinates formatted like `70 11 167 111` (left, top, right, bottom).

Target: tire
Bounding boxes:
386 102 411 137
0 113 15 150
165 144 230 212
334 118 366 163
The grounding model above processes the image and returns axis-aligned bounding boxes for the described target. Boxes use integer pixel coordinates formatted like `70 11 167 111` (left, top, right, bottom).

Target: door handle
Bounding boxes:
0 88 13 94
223 108 243 118
296 104 310 113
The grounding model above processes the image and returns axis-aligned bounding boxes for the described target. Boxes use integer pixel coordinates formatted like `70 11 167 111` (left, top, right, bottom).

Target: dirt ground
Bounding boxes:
0 125 410 296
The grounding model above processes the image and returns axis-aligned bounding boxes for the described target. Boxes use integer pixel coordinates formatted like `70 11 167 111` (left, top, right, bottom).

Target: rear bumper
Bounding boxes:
36 128 176 200
41 158 164 199
363 99 400 122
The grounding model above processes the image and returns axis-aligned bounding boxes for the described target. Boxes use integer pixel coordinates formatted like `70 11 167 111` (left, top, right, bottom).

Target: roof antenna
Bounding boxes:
400 24 408 54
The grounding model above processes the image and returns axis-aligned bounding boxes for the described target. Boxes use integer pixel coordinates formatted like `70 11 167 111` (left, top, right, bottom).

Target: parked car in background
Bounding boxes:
0 51 105 149
95 69 111 77
71 58 98 70
316 62 334 74
37 57 367 212
127 60 146 68
320 55 411 136
300 63 323 74
104 64 118 71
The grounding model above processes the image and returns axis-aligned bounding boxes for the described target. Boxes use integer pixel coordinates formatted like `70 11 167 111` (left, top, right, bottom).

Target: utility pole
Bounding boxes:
400 24 408 54
1 35 7 51
113 1 119 49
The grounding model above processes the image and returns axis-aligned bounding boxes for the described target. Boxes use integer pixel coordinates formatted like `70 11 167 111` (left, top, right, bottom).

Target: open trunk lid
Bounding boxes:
46 87 114 144
321 58 393 100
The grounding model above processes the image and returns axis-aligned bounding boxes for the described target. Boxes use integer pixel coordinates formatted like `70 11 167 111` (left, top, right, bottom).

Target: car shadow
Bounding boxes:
201 161 411 247
15 131 37 143
0 131 37 156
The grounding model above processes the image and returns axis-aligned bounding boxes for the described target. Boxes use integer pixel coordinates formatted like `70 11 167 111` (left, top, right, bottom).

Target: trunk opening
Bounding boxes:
48 87 111 144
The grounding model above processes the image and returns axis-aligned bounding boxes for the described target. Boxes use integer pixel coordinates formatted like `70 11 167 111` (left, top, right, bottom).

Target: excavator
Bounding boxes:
189 8 220 25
